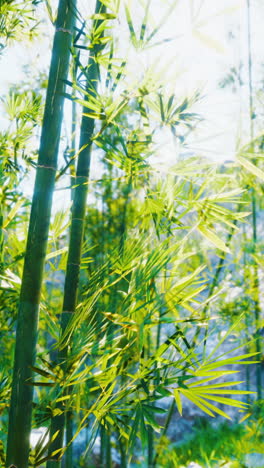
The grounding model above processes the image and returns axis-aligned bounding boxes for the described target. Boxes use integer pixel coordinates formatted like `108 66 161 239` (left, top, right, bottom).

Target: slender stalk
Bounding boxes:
149 233 172 468
246 0 262 403
64 49 78 468
148 425 154 468
61 0 104 345
106 432 112 468
153 400 175 467
0 202 4 278
100 425 105 467
243 226 251 402
70 50 77 201
6 2 76 467
99 424 112 468
119 437 127 468
100 177 132 467
65 410 73 468
247 0 254 141
47 3 105 466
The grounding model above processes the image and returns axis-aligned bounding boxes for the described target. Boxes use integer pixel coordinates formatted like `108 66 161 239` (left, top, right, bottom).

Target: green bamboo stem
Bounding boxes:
61 0 104 334
148 309 163 468
153 399 175 467
65 409 73 468
106 432 112 468
100 425 112 468
243 226 251 402
70 50 77 201
46 3 105 466
246 0 262 403
64 50 78 468
251 194 262 402
98 178 132 467
119 177 133 255
113 179 133 468
119 437 127 468
100 424 105 467
0 202 4 277
6 1 76 467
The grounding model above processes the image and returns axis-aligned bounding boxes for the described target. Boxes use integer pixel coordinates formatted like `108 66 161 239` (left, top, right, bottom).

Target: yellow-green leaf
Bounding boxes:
46 247 68 260
91 13 117 19
197 225 230 253
3 199 24 228
195 394 249 409
192 29 225 54
238 156 264 181
180 390 215 417
173 389 182 415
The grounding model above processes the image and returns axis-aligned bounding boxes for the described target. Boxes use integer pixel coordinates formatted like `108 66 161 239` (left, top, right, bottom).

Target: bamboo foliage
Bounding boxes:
1 1 263 467
6 1 77 467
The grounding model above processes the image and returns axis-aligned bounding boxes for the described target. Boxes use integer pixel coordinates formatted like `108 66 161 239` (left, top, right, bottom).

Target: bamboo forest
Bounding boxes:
0 0 264 467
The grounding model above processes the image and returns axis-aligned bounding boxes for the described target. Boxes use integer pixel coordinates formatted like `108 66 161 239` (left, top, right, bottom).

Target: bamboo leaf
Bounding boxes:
140 413 148 448
44 0 55 24
30 366 56 380
3 199 24 228
180 390 215 417
193 395 232 419
201 360 259 371
197 225 230 253
239 412 251 423
238 156 264 181
125 3 137 46
189 381 244 389
191 389 255 395
139 0 151 43
129 405 140 447
192 29 225 54
91 13 117 19
142 406 161 431
173 389 182 415
147 0 179 43
195 394 249 409
46 247 68 260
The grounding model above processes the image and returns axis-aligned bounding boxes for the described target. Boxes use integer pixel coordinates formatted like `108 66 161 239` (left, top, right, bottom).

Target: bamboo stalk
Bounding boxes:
246 0 262 403
70 49 77 201
65 410 73 468
5 2 76 467
243 226 251 402
0 203 3 278
64 48 78 468
46 3 106 466
153 400 175 467
99 177 133 467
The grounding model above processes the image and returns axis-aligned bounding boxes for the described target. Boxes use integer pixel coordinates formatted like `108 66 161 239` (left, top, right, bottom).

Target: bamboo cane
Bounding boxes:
6 2 76 467
246 0 262 404
46 3 106 466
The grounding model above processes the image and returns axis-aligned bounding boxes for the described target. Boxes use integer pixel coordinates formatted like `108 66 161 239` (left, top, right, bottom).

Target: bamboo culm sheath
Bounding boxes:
6 1 76 467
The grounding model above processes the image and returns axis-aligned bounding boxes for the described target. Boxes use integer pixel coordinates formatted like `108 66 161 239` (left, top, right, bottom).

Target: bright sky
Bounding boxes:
1 0 263 208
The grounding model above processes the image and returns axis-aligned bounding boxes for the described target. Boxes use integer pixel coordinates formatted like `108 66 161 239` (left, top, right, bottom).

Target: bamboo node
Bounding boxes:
56 27 72 35
37 164 57 171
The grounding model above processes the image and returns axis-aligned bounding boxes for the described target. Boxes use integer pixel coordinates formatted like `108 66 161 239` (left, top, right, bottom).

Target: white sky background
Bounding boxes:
1 0 264 209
